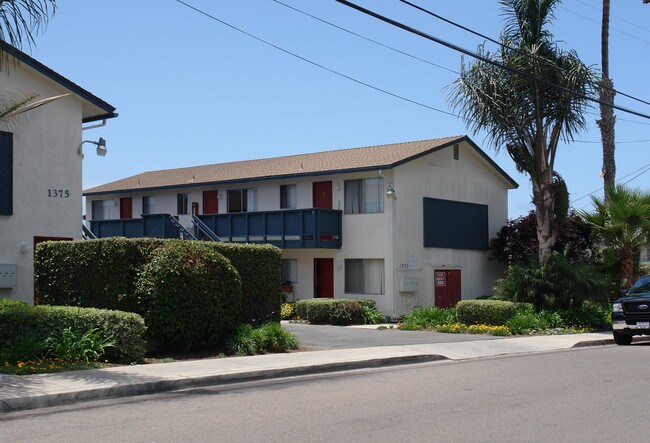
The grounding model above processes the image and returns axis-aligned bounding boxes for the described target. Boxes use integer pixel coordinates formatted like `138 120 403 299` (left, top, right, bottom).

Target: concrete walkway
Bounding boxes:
0 331 620 413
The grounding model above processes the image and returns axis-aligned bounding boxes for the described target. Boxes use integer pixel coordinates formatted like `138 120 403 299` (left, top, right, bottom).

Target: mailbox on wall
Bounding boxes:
0 264 17 288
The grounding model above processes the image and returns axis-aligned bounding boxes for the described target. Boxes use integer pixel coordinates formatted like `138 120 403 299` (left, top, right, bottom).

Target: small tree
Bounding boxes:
581 185 650 288
489 211 593 265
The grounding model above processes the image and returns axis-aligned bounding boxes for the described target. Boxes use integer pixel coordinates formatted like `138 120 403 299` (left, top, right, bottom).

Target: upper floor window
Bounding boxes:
177 193 189 215
142 196 155 214
280 184 297 209
91 200 116 221
344 178 384 214
228 188 257 213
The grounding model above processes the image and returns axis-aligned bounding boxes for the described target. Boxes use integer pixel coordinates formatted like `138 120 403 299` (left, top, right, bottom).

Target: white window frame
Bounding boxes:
142 196 155 215
281 259 298 284
177 193 189 215
227 188 257 213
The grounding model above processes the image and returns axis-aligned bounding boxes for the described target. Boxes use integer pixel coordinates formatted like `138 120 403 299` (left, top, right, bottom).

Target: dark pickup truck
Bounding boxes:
612 275 650 345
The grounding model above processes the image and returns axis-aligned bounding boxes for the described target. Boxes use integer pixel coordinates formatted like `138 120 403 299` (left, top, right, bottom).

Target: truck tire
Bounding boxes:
613 331 633 345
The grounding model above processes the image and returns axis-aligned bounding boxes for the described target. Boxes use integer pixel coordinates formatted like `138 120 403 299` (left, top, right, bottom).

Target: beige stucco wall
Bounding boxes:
0 61 85 303
390 140 510 315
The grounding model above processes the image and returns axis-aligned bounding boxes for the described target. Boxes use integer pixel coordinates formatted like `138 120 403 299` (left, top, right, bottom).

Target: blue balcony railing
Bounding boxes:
196 208 342 249
89 209 342 249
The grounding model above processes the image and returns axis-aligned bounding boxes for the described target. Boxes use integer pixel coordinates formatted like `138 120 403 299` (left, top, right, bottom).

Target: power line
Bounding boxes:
174 0 646 146
400 0 650 108
574 0 650 35
573 139 650 145
271 0 458 74
336 0 650 121
173 0 461 119
560 6 650 45
571 163 650 205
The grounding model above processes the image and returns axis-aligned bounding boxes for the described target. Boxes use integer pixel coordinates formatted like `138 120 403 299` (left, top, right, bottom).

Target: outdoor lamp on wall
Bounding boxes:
386 184 396 199
78 137 107 159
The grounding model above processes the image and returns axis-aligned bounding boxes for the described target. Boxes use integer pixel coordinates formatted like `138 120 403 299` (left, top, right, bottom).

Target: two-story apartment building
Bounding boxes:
0 45 117 303
84 136 517 317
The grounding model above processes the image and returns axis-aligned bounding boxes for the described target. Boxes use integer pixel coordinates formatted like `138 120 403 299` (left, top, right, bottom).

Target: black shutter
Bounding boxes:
0 131 12 215
423 197 488 250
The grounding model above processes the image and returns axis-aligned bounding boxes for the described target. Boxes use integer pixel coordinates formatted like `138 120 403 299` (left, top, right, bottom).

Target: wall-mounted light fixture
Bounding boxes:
386 184 396 199
78 137 107 159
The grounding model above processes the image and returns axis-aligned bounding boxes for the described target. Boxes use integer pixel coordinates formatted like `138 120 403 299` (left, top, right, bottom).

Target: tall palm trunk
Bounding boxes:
598 0 616 198
532 166 556 263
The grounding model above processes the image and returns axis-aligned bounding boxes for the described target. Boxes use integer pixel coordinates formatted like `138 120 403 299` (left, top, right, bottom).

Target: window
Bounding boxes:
177 193 189 215
227 188 257 213
345 259 384 294
280 184 297 209
0 132 12 216
142 196 155 214
344 178 384 214
281 259 298 283
91 200 116 221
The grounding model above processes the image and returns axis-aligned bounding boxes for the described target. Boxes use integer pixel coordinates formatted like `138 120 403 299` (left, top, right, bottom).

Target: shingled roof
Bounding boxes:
84 135 517 195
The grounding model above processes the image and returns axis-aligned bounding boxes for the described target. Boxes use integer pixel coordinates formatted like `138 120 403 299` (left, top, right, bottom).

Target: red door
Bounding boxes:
434 270 461 308
314 258 334 298
120 197 132 219
312 181 332 209
203 190 218 214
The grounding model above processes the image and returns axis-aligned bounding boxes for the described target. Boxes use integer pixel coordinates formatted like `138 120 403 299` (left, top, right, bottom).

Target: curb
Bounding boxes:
0 354 447 413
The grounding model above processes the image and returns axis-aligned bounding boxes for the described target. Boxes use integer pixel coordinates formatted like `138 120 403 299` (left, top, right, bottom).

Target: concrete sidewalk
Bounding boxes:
0 332 619 413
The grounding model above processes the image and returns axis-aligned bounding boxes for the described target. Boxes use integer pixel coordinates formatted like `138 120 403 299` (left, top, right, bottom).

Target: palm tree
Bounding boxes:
598 0 616 197
0 1 58 120
448 0 594 263
581 186 650 289
0 0 56 52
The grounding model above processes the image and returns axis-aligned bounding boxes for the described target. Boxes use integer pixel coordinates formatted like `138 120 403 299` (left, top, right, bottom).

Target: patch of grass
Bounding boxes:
399 307 456 330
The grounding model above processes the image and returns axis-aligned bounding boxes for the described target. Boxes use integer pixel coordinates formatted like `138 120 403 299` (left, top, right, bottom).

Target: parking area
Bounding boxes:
282 321 503 350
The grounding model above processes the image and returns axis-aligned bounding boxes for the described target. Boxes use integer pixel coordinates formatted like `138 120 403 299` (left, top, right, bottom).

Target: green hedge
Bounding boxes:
0 300 146 363
456 300 517 326
35 238 163 312
204 242 282 325
295 299 368 325
136 241 242 351
34 237 282 329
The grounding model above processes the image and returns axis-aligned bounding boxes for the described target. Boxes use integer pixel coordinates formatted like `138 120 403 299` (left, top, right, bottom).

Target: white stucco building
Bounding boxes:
84 136 517 317
0 45 117 303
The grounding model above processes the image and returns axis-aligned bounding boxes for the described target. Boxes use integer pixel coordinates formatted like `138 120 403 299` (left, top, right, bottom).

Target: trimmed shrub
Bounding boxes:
204 242 282 325
456 300 517 326
226 324 258 356
135 241 242 351
329 300 363 326
35 238 282 330
295 299 367 325
0 301 146 363
35 237 163 311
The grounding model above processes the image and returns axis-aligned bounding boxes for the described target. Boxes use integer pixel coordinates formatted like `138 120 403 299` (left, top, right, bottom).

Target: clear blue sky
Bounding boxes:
29 0 650 218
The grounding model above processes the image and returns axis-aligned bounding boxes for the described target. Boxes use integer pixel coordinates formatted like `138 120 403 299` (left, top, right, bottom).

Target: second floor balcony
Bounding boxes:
89 208 342 249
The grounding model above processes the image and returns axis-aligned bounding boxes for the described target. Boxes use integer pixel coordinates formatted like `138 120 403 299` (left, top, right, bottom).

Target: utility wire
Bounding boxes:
571 163 650 204
574 0 650 35
560 6 650 45
271 0 458 75
573 139 650 145
336 0 650 120
173 0 461 119
400 0 650 108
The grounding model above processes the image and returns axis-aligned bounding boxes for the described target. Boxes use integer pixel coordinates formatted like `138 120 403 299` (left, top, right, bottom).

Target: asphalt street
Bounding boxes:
3 343 647 442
